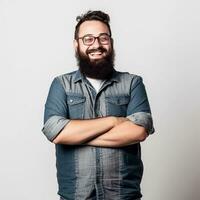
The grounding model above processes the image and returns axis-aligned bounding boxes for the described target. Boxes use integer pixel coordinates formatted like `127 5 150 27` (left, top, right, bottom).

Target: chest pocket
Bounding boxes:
106 96 130 117
67 94 86 119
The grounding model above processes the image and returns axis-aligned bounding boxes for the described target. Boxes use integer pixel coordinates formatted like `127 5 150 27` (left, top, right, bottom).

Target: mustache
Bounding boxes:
86 47 107 54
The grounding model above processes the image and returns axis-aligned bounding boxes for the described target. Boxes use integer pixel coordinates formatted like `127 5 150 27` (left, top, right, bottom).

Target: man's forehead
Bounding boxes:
78 20 110 36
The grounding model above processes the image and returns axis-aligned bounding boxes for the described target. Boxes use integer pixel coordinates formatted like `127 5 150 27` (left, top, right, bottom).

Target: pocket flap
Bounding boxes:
67 95 86 105
106 96 130 105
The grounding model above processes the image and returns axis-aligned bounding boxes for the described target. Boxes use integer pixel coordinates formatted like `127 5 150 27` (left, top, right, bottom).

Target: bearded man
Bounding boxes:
42 10 154 200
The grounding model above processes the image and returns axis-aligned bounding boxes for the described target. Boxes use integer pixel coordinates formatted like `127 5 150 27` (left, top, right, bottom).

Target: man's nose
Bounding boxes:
91 37 101 48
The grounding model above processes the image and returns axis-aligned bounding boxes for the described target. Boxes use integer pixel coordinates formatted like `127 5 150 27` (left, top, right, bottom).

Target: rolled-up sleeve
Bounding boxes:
42 78 70 142
126 76 155 135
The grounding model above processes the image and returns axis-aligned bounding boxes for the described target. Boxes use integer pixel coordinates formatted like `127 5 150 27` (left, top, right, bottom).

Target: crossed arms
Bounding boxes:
42 76 153 147
52 116 147 147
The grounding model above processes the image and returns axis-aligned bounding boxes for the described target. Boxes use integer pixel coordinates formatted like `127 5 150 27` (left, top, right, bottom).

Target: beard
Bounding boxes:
75 45 115 80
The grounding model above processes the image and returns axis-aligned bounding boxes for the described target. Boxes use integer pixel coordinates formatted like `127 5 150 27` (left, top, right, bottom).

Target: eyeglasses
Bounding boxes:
77 33 111 46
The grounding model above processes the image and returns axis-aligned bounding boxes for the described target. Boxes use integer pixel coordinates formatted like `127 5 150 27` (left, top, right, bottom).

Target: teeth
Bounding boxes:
90 52 103 56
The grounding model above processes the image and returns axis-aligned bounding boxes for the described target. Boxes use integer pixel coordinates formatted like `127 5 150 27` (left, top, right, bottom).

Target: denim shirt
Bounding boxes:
42 69 154 200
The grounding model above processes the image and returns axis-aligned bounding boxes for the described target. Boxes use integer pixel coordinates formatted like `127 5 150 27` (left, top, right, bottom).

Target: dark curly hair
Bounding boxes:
74 10 112 39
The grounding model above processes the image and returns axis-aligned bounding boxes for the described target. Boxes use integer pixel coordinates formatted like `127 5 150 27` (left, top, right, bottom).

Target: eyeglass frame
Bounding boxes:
77 33 112 46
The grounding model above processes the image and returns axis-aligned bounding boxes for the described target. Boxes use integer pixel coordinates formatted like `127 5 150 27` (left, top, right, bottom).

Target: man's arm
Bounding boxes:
85 76 154 148
42 77 128 143
43 76 154 145
53 116 128 145
85 120 147 147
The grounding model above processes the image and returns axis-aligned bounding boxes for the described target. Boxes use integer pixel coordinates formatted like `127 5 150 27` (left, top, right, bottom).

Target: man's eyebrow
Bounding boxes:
80 33 110 37
78 34 93 38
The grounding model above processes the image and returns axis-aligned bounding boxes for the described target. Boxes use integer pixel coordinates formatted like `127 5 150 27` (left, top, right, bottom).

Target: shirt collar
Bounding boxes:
73 69 83 83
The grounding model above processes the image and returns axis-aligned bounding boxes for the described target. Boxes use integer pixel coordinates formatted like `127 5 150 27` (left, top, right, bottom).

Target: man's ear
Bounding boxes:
111 38 114 47
73 39 78 53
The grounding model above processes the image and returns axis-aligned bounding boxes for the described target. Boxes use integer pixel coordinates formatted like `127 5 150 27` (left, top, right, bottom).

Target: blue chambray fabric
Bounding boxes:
42 69 154 200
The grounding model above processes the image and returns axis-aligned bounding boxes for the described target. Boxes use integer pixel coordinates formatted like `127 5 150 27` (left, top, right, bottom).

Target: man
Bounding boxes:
42 10 154 200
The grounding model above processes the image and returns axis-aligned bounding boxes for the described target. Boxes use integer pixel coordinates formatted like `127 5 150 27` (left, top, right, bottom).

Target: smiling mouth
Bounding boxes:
87 48 107 59
90 51 103 56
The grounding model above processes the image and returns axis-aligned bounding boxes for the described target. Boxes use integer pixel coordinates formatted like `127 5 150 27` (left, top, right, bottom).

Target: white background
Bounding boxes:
0 0 200 199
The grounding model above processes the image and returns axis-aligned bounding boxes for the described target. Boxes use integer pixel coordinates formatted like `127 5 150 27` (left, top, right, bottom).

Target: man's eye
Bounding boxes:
100 37 108 41
84 37 94 43
100 35 109 42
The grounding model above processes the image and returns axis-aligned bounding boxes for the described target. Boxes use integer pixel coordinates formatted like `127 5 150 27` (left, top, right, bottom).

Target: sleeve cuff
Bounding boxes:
127 112 155 135
42 116 70 142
